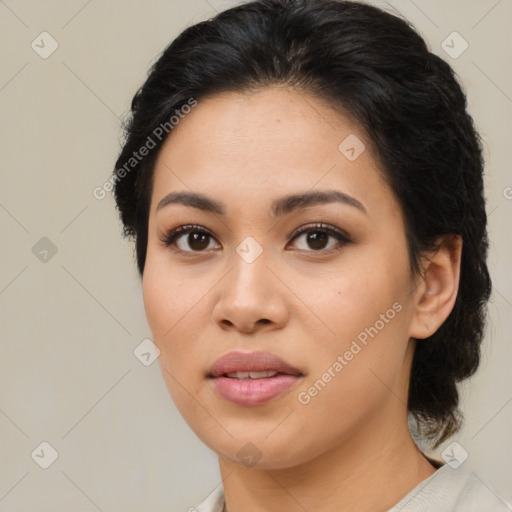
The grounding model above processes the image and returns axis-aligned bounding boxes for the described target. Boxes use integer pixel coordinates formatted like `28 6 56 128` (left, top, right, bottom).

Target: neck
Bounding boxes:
218 409 436 512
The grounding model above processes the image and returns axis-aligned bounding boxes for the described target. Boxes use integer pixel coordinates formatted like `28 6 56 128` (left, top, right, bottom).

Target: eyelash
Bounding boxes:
161 223 351 255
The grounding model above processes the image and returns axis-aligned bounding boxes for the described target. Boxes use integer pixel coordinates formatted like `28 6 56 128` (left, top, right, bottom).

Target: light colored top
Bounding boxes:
192 462 511 512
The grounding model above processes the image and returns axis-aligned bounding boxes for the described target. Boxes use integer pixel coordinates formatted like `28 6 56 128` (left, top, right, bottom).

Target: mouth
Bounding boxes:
207 350 304 406
208 350 303 378
220 369 287 380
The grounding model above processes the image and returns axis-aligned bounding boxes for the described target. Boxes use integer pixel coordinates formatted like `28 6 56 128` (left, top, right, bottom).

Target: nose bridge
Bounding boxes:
228 239 271 300
213 238 289 331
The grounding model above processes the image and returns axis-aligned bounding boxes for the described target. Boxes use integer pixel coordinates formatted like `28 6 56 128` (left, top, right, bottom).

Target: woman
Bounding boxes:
112 0 510 510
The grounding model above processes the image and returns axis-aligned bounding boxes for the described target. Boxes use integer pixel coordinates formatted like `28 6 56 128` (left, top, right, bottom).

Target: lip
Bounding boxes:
208 350 304 406
208 350 302 377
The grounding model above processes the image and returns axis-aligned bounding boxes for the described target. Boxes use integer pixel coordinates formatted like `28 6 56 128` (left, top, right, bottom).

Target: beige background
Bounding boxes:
0 0 510 510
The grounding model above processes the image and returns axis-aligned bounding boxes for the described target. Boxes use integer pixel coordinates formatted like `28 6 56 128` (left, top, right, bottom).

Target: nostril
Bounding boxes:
217 317 273 331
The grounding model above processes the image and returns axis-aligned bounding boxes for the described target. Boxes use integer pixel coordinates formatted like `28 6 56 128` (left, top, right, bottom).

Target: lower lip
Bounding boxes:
209 374 301 406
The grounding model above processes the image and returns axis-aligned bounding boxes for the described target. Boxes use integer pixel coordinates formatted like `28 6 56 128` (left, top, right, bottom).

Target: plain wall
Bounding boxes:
0 0 510 510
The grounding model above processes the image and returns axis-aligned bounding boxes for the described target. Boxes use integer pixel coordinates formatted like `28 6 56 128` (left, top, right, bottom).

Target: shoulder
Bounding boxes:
454 469 512 511
188 464 511 512
387 462 511 512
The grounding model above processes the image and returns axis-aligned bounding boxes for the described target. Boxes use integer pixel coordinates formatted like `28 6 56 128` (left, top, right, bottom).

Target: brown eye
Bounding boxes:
305 231 329 250
289 224 351 252
185 232 211 251
175 231 219 252
163 225 221 253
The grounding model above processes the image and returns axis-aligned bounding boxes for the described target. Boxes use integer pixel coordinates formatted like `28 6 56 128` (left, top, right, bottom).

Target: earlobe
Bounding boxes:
409 234 462 340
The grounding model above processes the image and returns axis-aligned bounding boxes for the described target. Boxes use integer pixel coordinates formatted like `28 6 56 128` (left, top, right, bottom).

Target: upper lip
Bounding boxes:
208 350 303 377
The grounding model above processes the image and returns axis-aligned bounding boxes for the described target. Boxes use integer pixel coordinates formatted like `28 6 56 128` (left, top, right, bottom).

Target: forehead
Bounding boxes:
159 86 364 159
150 87 392 216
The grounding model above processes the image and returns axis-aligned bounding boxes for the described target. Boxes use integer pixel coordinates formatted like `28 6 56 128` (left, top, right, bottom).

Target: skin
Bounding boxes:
142 86 462 512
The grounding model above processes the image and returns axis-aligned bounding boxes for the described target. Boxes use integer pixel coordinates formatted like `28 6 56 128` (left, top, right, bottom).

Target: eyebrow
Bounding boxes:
156 190 367 217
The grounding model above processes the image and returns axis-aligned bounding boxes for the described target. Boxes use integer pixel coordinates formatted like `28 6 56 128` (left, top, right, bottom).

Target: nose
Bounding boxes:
212 249 290 334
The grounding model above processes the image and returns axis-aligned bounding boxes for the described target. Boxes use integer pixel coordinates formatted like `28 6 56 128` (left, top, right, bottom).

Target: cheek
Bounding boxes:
302 258 403 343
143 250 200 333
142 266 175 338
294 252 412 395
142 263 207 408
142 257 205 370
141 252 227 394
292 307 411 444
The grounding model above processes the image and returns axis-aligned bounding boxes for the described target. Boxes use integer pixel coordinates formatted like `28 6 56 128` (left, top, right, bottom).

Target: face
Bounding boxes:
142 87 419 469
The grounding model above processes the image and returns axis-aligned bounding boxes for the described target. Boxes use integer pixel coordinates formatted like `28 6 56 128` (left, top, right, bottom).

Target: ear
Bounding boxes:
409 234 462 340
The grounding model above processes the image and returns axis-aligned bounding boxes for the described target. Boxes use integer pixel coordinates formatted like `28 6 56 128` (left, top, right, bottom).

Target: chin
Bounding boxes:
195 426 317 471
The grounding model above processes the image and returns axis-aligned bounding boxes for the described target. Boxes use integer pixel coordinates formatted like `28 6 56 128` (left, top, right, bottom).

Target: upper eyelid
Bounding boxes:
166 222 345 238
166 224 215 237
165 224 219 244
289 223 348 237
164 223 349 250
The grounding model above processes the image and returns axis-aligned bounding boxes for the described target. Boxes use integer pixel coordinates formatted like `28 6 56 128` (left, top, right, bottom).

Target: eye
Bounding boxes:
287 223 351 252
162 224 220 253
